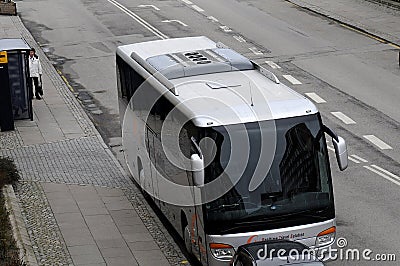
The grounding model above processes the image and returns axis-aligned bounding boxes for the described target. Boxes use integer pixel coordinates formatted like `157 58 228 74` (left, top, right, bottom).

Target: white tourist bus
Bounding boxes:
116 36 348 266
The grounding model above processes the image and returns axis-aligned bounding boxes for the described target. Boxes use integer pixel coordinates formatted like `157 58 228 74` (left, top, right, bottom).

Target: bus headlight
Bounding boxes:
316 226 336 247
210 243 235 260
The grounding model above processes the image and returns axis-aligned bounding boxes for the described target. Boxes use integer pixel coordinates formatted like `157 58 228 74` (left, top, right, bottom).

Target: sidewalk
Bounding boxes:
0 16 187 266
288 0 400 47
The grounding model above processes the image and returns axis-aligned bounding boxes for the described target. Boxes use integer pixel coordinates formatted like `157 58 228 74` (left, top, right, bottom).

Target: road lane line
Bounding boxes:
265 61 281 69
339 23 387 44
220 25 232 32
305 92 326 103
350 155 368 163
364 166 400 186
207 16 219 22
59 72 75 92
249 47 263 55
138 4 160 11
331 112 356 124
348 156 360 164
370 165 400 181
162 20 188 27
107 0 168 39
327 146 335 152
191 4 204 12
363 135 393 150
181 0 193 4
233 35 246 43
282 75 302 85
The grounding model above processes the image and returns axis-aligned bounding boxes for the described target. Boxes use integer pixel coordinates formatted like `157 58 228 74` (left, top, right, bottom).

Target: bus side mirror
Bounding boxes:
333 136 348 171
191 154 204 187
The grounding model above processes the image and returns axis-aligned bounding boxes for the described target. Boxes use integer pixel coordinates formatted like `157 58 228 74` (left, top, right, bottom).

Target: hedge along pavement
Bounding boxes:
0 157 25 266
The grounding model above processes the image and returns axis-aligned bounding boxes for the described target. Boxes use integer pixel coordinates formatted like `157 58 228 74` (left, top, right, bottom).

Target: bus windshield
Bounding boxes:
202 114 334 234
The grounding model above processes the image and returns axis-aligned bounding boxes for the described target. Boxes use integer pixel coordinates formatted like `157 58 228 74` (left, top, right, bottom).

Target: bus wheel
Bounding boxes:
184 225 192 254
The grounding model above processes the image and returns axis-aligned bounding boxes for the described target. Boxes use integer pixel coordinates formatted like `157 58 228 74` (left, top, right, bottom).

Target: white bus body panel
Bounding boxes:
207 219 335 266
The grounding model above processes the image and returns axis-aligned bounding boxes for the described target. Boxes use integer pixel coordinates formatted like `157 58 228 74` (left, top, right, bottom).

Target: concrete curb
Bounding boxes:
367 0 400 10
3 185 38 266
288 0 400 47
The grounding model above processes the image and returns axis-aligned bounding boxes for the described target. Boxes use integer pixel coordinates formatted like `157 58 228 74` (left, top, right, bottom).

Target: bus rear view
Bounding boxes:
116 36 348 266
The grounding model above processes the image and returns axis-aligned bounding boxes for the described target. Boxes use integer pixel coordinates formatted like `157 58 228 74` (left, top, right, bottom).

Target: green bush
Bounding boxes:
0 157 25 266
0 157 19 188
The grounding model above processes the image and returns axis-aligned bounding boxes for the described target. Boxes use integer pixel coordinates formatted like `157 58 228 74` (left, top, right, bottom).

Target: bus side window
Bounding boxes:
116 56 145 102
129 67 144 99
116 57 128 100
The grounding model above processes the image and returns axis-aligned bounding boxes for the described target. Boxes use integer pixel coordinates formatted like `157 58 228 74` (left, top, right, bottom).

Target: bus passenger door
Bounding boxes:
145 126 158 204
194 187 207 264
188 135 208 264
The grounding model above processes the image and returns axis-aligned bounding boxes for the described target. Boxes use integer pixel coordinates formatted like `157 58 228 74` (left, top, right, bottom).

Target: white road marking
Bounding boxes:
191 4 204 12
220 25 232 32
282 75 302 85
363 135 393 150
348 156 360 164
305 92 326 103
331 112 356 124
364 166 400 186
138 4 160 11
249 47 263 55
370 165 400 181
265 61 281 69
350 154 368 163
327 146 335 152
107 0 168 39
233 35 246 43
162 19 188 27
181 0 193 4
207 16 219 22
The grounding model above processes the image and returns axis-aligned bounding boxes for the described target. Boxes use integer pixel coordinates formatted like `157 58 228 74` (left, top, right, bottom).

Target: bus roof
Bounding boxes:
118 36 217 60
117 37 318 127
170 70 317 126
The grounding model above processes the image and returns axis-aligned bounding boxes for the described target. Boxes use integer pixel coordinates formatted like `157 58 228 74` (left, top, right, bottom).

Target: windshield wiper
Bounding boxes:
217 207 331 234
234 207 331 225
216 213 291 234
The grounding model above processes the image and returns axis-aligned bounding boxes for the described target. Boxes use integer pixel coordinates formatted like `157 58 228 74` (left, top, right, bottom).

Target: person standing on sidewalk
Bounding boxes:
28 48 43 100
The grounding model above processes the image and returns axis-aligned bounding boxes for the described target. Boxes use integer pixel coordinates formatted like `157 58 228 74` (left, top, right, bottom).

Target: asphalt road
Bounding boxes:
17 0 400 265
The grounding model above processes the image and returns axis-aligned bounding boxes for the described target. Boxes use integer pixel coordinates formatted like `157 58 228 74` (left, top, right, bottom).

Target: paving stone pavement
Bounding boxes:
0 15 188 266
16 181 74 266
0 136 131 187
0 130 23 149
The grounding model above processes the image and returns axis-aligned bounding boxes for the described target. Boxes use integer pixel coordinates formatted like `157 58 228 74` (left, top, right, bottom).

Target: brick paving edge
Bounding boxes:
3 185 38 266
